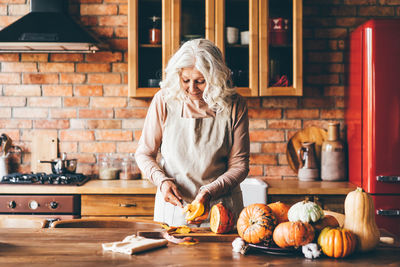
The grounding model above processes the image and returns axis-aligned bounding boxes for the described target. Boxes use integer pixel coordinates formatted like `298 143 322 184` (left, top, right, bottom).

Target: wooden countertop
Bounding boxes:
260 178 357 195
0 228 398 266
0 179 157 194
0 177 356 195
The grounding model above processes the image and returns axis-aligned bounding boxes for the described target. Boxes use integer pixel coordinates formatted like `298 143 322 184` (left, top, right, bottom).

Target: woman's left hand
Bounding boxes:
187 190 211 225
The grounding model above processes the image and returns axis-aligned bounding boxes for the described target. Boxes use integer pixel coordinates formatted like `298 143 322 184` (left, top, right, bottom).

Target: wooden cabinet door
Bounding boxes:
259 0 303 96
215 0 259 97
129 0 215 97
81 195 155 216
313 195 345 214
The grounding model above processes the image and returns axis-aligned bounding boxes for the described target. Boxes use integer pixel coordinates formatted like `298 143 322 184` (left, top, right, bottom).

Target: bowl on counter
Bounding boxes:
148 79 161 87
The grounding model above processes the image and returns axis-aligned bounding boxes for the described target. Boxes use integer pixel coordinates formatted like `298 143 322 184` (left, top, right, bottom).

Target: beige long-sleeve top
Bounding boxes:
135 90 250 199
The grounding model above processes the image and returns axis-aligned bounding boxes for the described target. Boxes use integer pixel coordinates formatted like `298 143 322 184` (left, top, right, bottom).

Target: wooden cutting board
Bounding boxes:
173 227 239 242
138 228 238 242
31 131 58 173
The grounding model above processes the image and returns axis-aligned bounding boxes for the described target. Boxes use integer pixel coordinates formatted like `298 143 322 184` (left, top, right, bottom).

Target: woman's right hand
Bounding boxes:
160 180 183 208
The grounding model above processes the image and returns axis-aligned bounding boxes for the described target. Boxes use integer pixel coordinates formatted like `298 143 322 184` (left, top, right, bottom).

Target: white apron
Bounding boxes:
153 99 243 227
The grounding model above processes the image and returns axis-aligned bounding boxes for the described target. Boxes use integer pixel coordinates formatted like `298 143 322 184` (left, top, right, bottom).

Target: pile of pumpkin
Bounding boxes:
235 187 381 258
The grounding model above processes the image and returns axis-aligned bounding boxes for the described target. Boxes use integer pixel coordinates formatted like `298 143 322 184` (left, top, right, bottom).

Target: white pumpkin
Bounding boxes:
288 200 324 223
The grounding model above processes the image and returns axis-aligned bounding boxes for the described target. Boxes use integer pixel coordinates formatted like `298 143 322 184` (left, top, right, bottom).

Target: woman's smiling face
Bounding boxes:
180 67 207 100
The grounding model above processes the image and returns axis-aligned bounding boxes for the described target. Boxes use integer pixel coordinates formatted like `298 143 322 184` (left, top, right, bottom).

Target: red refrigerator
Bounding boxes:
347 19 400 238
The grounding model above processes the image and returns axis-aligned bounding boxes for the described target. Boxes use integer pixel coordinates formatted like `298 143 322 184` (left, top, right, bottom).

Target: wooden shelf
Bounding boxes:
226 44 249 48
139 44 162 48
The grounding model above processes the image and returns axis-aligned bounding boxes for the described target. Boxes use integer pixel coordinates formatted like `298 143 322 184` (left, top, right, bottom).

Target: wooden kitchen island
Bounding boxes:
0 228 398 266
0 178 357 217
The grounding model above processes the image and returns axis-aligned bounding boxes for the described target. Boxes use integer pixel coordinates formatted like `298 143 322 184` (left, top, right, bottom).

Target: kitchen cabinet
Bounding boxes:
81 195 155 218
128 0 303 97
267 195 346 213
263 179 356 214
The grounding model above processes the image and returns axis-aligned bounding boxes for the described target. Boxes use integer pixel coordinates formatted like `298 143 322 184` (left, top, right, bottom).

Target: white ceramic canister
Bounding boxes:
0 155 8 181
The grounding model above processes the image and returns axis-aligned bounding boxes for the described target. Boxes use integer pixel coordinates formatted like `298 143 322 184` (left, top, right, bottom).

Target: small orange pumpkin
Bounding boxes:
312 215 340 232
210 202 235 234
273 221 315 248
267 201 290 224
318 227 357 258
237 204 277 244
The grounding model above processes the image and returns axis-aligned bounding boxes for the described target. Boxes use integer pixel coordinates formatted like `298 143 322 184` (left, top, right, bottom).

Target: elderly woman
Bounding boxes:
135 39 249 226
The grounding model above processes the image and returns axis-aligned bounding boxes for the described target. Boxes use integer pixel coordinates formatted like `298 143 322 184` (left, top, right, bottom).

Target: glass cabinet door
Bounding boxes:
215 0 259 97
129 0 168 97
259 0 302 96
171 0 215 52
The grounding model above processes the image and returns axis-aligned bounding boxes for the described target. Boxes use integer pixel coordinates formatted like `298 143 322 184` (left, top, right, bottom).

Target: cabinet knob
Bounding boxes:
49 201 58 209
8 200 16 209
119 203 137 208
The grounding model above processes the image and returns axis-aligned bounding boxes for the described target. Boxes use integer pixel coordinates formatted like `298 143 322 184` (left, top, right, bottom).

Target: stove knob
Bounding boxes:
49 201 58 209
8 201 16 209
28 200 39 210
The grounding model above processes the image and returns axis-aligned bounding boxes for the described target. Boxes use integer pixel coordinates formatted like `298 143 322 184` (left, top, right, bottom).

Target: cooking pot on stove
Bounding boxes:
40 152 77 174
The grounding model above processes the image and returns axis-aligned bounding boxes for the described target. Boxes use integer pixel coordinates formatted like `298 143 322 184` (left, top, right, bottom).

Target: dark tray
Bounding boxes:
248 243 302 256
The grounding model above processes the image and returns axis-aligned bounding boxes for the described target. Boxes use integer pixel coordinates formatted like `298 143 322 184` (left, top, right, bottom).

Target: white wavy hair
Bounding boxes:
160 39 236 113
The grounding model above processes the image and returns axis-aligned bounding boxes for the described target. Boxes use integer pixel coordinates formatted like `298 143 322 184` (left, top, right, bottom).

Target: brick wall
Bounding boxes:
0 0 399 178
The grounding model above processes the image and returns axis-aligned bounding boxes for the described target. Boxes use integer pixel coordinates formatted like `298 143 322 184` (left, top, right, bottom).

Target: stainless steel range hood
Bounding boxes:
0 0 104 53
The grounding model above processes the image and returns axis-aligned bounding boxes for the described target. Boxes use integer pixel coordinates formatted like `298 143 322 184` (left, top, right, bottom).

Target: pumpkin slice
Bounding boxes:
183 201 204 221
175 225 191 234
210 202 235 234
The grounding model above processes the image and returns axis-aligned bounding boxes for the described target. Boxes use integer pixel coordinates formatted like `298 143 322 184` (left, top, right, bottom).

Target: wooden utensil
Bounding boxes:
1 133 11 157
286 127 327 173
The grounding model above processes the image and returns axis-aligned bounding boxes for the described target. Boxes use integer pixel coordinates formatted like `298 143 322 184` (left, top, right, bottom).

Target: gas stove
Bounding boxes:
0 172 90 186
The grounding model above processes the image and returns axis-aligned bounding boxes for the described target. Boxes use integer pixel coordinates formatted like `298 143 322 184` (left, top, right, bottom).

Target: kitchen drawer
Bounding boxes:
267 194 346 214
267 195 312 206
81 195 155 216
313 195 345 214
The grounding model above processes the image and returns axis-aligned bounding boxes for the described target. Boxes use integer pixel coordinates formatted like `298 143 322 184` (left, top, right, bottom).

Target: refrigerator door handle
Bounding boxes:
376 209 400 216
376 176 400 182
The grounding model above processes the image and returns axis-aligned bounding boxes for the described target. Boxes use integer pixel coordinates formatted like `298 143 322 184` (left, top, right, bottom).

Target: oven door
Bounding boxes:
0 195 80 215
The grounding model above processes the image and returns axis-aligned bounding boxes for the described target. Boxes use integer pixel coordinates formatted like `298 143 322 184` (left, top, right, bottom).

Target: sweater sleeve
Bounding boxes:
135 91 174 188
200 95 250 199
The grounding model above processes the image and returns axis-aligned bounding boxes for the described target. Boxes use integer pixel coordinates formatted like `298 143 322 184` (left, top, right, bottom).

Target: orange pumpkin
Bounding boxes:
237 204 277 244
318 227 357 258
312 215 340 232
210 202 235 234
267 201 290 224
273 221 315 248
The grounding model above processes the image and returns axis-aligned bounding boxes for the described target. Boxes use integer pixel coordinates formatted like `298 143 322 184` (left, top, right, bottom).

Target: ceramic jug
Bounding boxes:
297 142 319 181
321 122 346 181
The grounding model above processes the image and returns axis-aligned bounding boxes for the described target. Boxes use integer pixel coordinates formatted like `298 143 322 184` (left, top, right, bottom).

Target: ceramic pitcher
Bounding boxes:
297 142 319 181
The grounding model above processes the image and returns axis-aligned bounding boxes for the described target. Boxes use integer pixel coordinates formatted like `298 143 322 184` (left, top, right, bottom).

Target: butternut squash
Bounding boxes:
344 187 380 252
